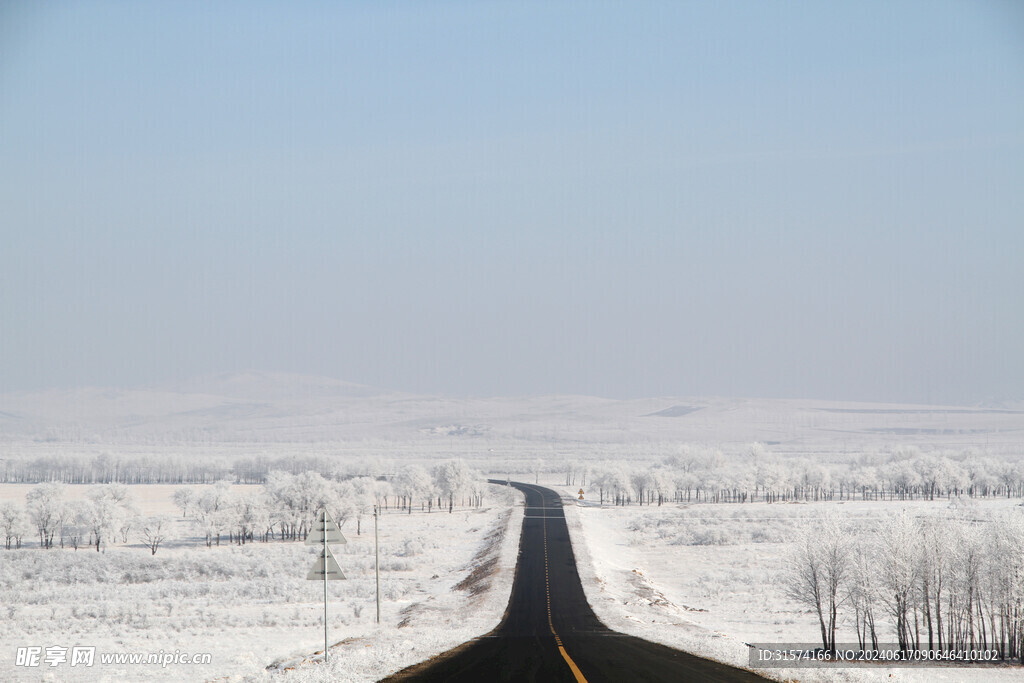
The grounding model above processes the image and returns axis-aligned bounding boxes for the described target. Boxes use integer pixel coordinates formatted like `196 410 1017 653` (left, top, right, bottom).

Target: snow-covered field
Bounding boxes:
0 483 523 682
4 375 1024 681
557 480 1024 682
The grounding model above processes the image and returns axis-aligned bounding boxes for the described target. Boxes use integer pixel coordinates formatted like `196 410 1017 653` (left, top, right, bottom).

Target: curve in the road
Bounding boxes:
383 481 767 682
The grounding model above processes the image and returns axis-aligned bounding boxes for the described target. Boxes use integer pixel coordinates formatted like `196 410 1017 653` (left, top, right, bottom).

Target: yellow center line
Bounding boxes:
558 646 588 682
537 487 588 683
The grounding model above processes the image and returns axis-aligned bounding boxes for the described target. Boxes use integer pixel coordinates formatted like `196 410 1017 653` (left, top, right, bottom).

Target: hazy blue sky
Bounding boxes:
1 1 1022 403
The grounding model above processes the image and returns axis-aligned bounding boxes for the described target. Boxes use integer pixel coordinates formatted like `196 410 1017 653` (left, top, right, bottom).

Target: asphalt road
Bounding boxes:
383 481 767 682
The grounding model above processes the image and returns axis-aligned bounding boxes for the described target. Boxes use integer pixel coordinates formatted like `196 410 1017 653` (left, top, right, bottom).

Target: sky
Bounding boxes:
1 0 1022 404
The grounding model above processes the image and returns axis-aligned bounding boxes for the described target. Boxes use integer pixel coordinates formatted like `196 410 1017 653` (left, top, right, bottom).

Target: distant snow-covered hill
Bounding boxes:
160 371 385 400
0 373 1021 453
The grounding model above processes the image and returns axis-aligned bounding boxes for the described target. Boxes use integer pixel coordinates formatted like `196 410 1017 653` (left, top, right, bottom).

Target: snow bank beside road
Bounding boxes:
560 492 758 672
257 484 524 682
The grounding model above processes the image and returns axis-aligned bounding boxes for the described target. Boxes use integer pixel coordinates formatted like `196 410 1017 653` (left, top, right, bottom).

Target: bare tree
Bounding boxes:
140 518 166 555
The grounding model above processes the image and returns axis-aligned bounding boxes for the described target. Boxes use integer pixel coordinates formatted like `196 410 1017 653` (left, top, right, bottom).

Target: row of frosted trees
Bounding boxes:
177 461 486 547
10 445 1024 500
786 512 1024 662
0 482 148 552
579 445 1024 506
0 452 365 485
0 460 487 552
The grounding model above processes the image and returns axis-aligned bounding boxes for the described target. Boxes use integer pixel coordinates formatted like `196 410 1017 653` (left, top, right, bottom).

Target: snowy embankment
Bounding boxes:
0 484 523 683
557 483 1024 683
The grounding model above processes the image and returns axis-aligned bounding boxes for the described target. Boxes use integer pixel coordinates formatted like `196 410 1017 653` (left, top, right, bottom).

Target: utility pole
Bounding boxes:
323 515 328 662
374 505 381 624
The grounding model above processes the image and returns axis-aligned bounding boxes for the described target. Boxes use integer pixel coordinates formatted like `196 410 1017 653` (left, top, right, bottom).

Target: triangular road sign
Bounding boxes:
305 509 348 545
307 545 346 580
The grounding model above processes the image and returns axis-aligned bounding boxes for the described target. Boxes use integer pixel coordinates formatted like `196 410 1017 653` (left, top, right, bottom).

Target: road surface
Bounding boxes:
383 481 766 682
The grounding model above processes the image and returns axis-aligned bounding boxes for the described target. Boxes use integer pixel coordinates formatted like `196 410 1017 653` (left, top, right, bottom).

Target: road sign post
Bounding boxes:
306 509 347 663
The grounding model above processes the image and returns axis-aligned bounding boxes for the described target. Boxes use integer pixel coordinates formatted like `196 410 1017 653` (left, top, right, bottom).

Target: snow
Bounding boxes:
557 482 1024 682
4 376 1024 681
3 374 1023 453
0 485 523 682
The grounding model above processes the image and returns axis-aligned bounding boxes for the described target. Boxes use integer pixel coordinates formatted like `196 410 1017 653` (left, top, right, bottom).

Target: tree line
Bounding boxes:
0 460 488 553
7 444 1024 504
0 453 374 485
574 445 1024 506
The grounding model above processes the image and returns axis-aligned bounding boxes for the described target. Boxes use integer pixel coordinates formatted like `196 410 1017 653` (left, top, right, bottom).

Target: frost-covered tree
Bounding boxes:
432 459 475 513
878 512 922 650
395 465 432 513
347 476 377 532
946 521 985 651
563 459 583 486
630 471 650 506
965 456 999 497
197 481 233 515
64 500 88 551
265 471 331 539
985 513 1024 659
792 507 1024 657
648 469 673 506
200 508 234 547
0 502 25 549
193 482 237 545
26 482 66 548
752 448 785 502
785 515 850 653
173 487 195 518
370 478 394 511
263 471 301 539
232 494 267 545
797 460 830 501
605 465 632 505
78 484 135 552
917 517 950 651
847 538 879 650
294 471 332 512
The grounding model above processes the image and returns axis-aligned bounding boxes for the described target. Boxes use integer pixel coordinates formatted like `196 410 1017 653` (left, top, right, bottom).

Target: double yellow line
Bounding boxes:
534 486 588 683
